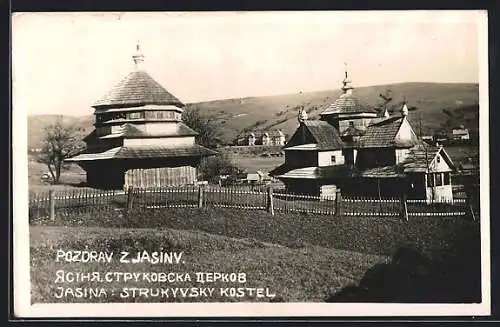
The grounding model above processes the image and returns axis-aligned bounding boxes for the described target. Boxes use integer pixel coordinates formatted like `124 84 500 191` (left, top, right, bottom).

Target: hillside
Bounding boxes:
27 82 479 148
28 115 94 150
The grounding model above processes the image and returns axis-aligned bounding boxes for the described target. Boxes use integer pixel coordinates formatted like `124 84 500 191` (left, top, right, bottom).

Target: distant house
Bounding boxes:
451 125 470 141
270 70 456 202
421 135 434 143
246 173 260 184
235 130 286 146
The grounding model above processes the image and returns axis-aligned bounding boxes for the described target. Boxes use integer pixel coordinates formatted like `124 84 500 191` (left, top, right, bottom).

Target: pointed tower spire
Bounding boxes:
341 62 354 95
401 98 409 117
132 41 145 70
298 106 308 124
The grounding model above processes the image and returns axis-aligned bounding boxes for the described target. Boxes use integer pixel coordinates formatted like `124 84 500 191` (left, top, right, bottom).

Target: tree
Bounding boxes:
198 153 244 184
182 105 222 148
377 90 418 115
37 120 85 184
377 88 393 115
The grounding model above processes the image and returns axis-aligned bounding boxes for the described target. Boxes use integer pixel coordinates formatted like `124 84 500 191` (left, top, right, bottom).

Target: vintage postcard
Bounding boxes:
12 10 490 317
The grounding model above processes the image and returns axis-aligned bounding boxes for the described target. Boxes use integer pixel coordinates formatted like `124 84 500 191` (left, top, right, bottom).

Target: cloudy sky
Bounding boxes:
12 11 484 116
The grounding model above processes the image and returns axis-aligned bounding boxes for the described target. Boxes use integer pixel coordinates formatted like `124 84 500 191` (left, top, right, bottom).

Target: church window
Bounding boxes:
127 111 142 119
331 155 336 164
349 121 354 127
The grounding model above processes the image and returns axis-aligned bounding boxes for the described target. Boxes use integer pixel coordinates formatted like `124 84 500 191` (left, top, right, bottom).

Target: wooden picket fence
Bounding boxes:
341 196 469 218
273 192 336 215
28 185 475 223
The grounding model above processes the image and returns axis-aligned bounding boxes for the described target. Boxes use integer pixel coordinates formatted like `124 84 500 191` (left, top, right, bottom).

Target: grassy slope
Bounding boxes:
28 155 88 192
34 206 477 260
192 82 479 143
28 115 93 150
28 82 479 147
30 226 388 303
30 204 479 303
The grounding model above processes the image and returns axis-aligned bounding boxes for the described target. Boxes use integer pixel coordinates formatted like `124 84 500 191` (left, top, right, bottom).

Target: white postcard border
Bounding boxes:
12 10 491 318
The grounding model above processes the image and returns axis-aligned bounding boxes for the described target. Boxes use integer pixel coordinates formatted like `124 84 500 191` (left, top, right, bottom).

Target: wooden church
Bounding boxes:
270 69 456 202
66 44 217 189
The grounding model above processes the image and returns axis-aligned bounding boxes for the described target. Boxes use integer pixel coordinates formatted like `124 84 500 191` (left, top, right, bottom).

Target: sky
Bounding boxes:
12 11 484 116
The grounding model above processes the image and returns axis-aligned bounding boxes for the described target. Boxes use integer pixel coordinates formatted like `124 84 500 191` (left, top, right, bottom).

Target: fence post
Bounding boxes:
335 188 342 218
198 185 204 208
266 186 274 216
400 193 408 221
126 186 134 215
466 195 476 221
49 190 55 222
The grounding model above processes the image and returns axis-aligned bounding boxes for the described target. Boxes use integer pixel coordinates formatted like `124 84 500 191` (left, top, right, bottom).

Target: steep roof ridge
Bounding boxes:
303 120 344 150
93 70 184 108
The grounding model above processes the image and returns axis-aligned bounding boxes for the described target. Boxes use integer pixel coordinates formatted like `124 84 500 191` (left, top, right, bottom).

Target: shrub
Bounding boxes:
198 153 244 183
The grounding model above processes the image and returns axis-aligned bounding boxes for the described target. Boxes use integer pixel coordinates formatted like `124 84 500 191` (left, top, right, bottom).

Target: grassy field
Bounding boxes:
30 205 480 303
28 157 87 192
30 226 388 303
33 206 478 259
231 155 284 173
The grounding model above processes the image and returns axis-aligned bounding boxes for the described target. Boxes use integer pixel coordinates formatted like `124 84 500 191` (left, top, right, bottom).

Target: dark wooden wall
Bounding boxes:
83 157 202 189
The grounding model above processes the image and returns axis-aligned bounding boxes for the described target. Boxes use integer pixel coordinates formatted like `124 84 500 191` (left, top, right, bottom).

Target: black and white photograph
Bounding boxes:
12 10 490 317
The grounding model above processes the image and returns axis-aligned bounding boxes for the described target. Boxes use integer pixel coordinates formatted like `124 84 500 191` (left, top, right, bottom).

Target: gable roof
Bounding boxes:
399 143 456 172
358 116 418 148
284 120 343 151
320 93 377 116
272 165 352 179
93 71 184 108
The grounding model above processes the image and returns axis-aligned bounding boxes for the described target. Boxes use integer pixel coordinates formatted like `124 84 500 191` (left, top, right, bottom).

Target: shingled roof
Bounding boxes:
399 143 455 172
120 123 198 138
284 120 343 151
273 165 352 179
82 123 198 144
66 144 217 162
93 71 184 108
320 93 377 116
358 116 418 148
341 125 364 137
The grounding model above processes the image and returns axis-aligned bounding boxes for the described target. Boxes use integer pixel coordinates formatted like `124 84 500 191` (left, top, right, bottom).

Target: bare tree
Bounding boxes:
37 120 85 184
377 89 393 114
182 105 222 148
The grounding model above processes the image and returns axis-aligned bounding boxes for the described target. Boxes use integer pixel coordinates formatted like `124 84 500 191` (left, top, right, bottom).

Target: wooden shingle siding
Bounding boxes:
93 71 184 108
320 93 377 115
124 166 197 188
